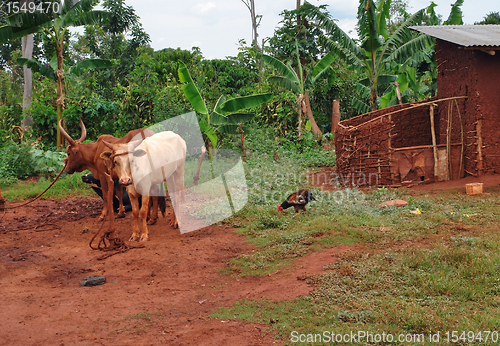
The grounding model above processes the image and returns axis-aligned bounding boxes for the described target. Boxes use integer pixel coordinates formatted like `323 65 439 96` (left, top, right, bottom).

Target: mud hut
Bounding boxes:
335 25 500 187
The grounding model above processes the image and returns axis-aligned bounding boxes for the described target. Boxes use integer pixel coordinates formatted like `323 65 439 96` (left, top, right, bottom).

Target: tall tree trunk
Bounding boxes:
370 77 378 111
297 94 304 137
21 33 34 129
56 39 65 148
241 0 261 70
303 91 322 137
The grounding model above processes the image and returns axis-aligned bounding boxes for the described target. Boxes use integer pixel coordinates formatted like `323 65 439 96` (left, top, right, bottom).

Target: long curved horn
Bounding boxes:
58 119 76 146
78 117 86 143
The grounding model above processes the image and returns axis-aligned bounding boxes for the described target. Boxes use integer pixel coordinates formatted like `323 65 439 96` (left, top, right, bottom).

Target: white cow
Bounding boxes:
103 131 187 241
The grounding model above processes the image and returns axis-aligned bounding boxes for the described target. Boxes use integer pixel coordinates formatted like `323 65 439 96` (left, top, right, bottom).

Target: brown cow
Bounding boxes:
59 119 155 238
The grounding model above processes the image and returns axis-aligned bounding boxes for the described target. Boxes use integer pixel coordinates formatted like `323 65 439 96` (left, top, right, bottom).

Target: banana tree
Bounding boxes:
303 0 432 112
178 61 273 150
263 39 334 137
0 0 111 147
379 0 464 108
17 56 113 80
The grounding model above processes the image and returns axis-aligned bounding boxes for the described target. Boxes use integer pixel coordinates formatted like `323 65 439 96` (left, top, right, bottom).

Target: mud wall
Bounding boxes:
340 101 434 149
335 117 393 186
336 99 437 186
475 47 500 174
436 39 500 175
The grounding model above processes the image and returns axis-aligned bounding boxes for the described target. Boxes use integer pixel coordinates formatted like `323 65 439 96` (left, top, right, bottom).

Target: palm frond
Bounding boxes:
61 10 111 27
262 55 298 84
302 1 361 57
312 52 335 80
359 0 383 53
376 0 391 39
69 58 113 76
6 11 53 28
268 76 300 93
17 58 55 80
351 97 370 114
318 35 364 68
209 112 229 125
444 0 464 25
0 12 53 43
384 8 426 49
61 0 95 17
386 34 433 64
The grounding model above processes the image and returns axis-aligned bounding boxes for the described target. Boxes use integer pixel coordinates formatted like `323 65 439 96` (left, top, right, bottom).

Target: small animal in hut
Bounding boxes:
277 189 316 213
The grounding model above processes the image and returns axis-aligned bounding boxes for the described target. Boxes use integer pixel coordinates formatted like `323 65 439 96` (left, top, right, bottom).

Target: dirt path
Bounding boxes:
0 196 347 346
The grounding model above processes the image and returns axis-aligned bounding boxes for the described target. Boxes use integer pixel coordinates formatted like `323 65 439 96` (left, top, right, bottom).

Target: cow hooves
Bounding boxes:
147 219 157 225
139 236 149 242
129 236 139 242
117 212 126 219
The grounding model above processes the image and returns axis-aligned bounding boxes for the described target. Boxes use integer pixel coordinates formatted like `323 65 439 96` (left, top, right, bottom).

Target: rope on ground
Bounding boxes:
88 219 145 260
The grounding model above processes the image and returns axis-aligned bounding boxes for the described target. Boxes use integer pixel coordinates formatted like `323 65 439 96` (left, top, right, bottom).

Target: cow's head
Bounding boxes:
59 118 87 174
101 140 144 186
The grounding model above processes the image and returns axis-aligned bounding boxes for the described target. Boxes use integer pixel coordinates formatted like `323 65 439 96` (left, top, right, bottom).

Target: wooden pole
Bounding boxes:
455 99 464 178
446 101 453 180
332 99 340 134
477 119 484 176
429 103 439 181
388 113 394 184
395 81 403 105
331 99 340 135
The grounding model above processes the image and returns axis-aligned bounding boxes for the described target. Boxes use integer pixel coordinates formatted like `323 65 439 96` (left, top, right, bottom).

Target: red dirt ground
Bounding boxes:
0 195 355 346
3 170 498 345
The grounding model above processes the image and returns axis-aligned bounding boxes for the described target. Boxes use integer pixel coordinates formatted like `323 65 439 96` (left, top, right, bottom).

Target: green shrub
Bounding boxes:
0 143 35 182
0 142 67 186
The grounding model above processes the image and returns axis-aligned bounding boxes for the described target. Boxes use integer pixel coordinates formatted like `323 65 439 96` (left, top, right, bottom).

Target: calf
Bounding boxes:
103 131 187 241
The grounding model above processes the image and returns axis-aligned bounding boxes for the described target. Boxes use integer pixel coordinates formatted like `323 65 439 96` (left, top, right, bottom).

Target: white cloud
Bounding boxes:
194 2 216 15
117 0 498 59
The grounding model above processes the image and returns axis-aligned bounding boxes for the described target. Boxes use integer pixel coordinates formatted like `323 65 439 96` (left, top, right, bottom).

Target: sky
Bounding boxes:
123 0 498 59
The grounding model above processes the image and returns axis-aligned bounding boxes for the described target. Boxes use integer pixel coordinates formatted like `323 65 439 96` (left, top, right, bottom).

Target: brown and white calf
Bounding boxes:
103 131 187 241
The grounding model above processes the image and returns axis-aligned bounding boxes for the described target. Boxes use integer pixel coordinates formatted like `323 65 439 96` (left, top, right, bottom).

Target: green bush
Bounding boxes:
0 142 67 186
0 143 35 182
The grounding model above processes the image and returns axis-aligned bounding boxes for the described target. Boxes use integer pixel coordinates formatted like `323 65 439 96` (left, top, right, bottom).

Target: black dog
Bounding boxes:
81 173 138 213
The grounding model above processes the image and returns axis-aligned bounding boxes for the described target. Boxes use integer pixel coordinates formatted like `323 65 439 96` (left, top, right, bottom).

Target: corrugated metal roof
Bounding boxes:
409 25 500 47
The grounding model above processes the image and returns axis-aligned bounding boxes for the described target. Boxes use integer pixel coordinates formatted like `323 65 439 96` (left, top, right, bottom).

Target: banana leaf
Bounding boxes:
312 52 335 80
262 54 298 83
210 112 229 125
218 93 273 113
199 118 217 148
268 76 300 93
178 61 208 116
69 58 113 76
17 58 55 80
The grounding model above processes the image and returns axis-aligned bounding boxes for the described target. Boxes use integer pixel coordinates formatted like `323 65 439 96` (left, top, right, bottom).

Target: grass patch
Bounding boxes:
216 147 500 344
1 172 94 202
214 233 500 344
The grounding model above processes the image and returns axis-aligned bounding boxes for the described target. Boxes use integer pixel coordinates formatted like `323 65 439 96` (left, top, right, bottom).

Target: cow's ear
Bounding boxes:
100 151 112 160
133 149 147 157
